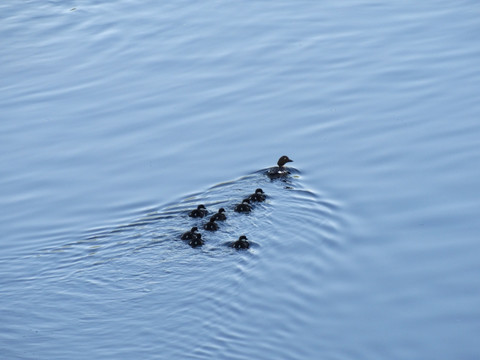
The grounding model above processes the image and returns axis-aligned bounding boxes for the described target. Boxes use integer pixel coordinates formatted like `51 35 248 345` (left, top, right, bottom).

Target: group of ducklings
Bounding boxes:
180 155 294 251
181 188 266 250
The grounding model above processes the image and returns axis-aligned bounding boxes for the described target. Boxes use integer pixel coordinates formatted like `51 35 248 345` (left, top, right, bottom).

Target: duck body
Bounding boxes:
211 208 227 221
203 217 219 231
231 235 250 249
181 226 198 240
234 199 252 213
189 204 208 218
189 234 204 248
248 188 266 202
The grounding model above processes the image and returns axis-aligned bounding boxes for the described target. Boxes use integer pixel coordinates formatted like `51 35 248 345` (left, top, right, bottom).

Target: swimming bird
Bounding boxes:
231 235 250 249
248 188 266 202
203 217 219 231
267 155 293 179
181 226 198 240
211 208 227 221
189 233 204 248
189 204 208 218
234 199 252 213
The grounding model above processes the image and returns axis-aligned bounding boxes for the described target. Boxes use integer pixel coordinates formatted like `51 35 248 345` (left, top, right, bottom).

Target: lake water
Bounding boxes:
1 1 480 359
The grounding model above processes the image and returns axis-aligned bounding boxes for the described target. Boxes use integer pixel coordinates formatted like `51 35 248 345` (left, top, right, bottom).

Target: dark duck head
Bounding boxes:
181 226 198 240
211 207 227 221
248 188 266 202
203 217 219 231
189 204 208 218
234 199 252 213
277 155 293 168
231 235 250 249
189 233 204 248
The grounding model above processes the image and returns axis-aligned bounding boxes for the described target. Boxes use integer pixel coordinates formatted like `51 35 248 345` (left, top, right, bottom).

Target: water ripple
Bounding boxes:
1 167 344 359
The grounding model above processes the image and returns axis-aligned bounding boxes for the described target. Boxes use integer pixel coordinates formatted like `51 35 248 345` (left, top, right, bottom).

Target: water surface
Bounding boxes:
1 1 480 359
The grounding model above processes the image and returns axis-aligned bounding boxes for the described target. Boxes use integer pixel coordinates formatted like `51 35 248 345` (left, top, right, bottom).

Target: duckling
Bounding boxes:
181 226 198 240
189 204 208 218
203 217 219 231
234 199 252 213
211 208 227 221
248 188 266 202
231 235 250 249
189 233 204 248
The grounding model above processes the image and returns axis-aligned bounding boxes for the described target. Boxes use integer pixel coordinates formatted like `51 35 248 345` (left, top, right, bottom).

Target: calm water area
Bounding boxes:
1 1 480 359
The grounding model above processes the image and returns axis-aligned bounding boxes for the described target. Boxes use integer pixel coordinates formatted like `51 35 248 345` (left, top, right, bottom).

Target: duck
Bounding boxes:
248 188 266 202
189 233 204 248
211 208 227 221
231 235 250 249
267 155 293 179
234 199 252 213
203 217 219 231
181 226 198 240
189 204 208 218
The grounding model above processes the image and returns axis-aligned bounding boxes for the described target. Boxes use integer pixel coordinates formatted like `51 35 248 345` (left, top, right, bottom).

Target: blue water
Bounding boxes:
2 1 480 359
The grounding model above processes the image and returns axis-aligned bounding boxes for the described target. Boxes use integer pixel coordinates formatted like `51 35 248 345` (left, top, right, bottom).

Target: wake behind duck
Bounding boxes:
181 156 295 250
